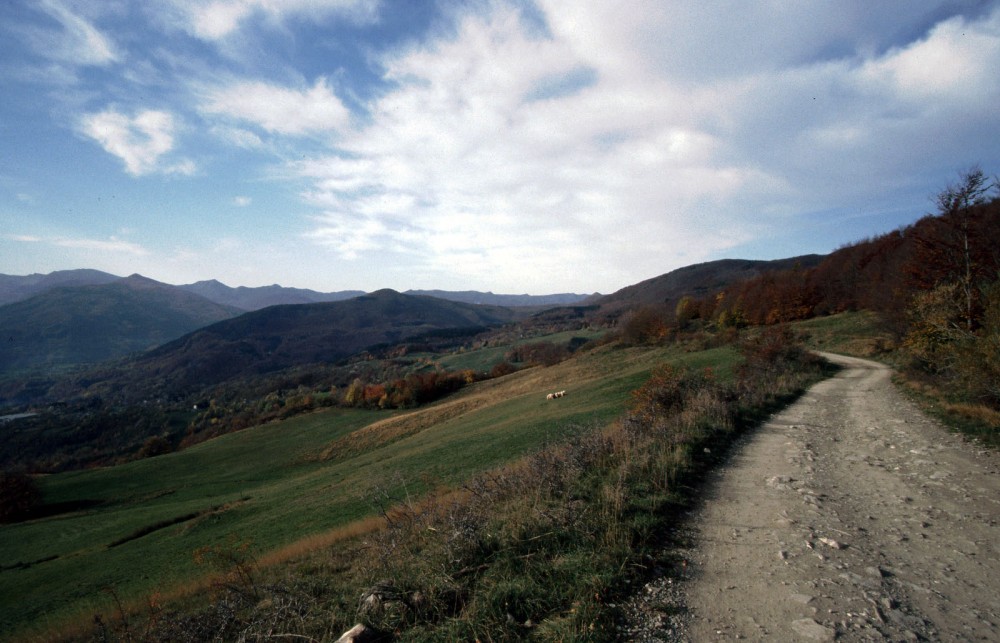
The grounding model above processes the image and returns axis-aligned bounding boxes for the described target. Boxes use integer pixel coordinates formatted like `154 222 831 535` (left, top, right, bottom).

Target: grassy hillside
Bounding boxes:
2 339 734 637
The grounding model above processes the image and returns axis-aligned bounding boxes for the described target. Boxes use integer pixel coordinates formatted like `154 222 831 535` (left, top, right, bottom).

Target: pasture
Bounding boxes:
1 339 737 636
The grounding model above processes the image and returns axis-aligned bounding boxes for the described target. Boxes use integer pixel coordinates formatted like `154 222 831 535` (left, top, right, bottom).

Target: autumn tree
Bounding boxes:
620 305 671 344
914 166 998 331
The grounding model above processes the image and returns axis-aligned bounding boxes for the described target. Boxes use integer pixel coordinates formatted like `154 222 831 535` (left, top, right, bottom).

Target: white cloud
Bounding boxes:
167 0 379 41
7 234 42 243
8 233 148 256
233 196 252 206
79 108 195 176
33 0 119 66
211 125 265 149
203 77 351 136
282 2 1000 293
292 4 760 291
861 10 1000 107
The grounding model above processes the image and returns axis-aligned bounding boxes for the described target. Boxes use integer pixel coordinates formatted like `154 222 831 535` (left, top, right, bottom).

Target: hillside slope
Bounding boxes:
597 255 824 310
0 275 240 374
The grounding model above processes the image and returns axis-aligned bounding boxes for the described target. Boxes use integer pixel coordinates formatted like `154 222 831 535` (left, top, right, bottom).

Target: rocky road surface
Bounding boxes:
621 353 1000 641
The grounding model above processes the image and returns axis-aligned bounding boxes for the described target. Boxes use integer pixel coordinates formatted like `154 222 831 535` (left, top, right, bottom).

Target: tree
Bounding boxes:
923 167 997 330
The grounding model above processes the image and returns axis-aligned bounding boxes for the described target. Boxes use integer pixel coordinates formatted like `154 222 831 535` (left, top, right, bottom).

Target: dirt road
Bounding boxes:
623 353 1000 641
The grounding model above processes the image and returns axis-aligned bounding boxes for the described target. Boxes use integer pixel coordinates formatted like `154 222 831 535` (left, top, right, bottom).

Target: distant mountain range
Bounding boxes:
0 269 120 305
0 270 589 377
178 279 364 310
0 270 591 311
0 257 823 380
0 275 240 374
404 290 593 307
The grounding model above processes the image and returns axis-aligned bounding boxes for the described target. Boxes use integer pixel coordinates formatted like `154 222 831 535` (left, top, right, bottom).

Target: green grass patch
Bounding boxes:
1 339 702 638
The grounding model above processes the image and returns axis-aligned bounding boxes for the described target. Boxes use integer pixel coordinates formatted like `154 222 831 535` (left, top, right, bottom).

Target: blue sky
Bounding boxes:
2 1 999 295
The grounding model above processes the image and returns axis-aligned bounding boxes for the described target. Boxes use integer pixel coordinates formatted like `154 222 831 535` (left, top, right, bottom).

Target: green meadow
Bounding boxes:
1 340 738 636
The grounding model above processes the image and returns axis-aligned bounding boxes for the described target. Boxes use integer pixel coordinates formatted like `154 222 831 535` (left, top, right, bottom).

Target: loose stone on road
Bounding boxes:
624 353 1000 641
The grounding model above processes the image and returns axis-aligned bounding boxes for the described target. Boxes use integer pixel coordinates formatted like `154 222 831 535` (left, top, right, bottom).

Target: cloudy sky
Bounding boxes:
2 1 999 295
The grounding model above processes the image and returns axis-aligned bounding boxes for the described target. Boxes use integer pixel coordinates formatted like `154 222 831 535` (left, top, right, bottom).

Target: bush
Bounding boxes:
506 341 570 366
620 306 672 345
489 361 517 378
0 470 42 523
137 435 172 459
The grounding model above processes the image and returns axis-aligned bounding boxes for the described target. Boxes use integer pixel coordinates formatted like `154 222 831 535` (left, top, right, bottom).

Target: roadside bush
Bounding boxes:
736 325 823 398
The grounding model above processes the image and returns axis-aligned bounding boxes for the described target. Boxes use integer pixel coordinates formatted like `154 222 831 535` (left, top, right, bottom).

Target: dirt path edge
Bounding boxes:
621 352 1000 641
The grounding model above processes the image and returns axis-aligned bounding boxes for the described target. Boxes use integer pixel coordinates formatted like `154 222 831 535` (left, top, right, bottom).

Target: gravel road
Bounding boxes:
621 352 1000 641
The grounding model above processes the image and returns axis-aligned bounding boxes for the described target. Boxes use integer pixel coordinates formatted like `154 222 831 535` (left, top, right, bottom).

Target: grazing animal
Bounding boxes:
546 393 554 400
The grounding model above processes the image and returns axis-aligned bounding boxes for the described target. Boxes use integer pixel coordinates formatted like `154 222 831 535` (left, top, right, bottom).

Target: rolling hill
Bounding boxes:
596 255 825 310
77 289 517 400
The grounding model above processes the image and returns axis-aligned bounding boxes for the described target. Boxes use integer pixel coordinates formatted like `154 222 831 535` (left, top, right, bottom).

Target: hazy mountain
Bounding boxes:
405 289 593 307
180 279 364 311
0 269 120 306
0 274 240 375
596 256 825 310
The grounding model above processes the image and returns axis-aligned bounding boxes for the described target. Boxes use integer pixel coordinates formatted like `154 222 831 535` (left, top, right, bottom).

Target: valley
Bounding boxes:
0 176 998 639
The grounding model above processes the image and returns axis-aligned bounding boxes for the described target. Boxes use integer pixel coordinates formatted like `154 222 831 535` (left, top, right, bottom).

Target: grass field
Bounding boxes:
2 339 736 637
794 310 892 356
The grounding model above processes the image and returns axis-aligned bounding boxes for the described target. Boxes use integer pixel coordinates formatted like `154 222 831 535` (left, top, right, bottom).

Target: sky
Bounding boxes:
2 1 1000 296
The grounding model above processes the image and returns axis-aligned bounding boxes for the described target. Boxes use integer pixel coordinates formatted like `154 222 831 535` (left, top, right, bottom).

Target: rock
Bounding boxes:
791 618 836 641
335 623 376 643
818 537 844 549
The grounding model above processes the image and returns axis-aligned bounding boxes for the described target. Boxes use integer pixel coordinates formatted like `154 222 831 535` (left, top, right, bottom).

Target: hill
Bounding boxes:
0 275 240 375
0 269 120 306
596 255 825 311
78 289 517 400
179 279 364 311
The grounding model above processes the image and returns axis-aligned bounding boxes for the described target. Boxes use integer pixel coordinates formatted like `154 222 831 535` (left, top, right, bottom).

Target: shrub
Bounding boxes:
620 306 672 345
0 470 42 523
137 435 172 459
489 361 517 378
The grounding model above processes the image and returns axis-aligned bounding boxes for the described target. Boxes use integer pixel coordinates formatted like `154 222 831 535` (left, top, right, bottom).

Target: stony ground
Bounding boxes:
621 353 1000 641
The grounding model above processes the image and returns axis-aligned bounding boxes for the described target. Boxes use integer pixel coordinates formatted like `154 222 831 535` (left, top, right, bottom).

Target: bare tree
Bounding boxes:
930 166 997 330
